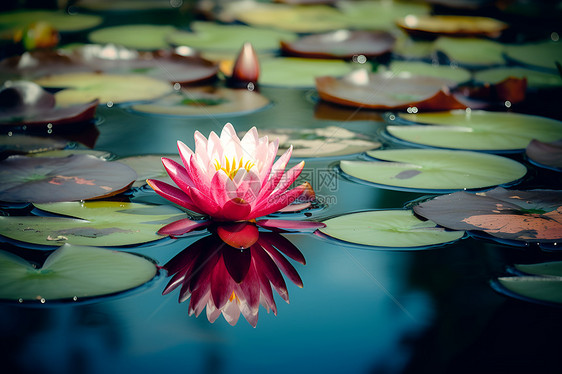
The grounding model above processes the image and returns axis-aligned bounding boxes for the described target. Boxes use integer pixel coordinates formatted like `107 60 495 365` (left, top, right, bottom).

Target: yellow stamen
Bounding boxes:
214 156 255 179
229 291 237 302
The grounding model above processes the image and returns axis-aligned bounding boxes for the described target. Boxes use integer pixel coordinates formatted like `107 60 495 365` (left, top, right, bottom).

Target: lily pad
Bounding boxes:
526 139 562 170
319 210 464 248
387 110 562 152
117 154 181 187
515 261 562 277
396 15 507 38
316 69 466 110
0 154 137 203
88 24 177 50
0 10 102 34
29 149 112 159
495 276 562 305
260 57 357 88
474 67 562 89
0 243 157 302
34 72 173 106
167 21 296 52
250 126 381 158
505 41 562 71
0 201 186 247
433 37 505 66
340 149 527 192
280 30 395 59
413 187 562 243
130 87 270 117
381 61 471 84
0 135 69 158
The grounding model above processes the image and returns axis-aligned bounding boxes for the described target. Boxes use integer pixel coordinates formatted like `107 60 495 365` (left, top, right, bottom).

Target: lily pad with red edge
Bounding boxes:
245 126 381 158
505 41 562 71
34 72 174 106
0 154 137 203
0 201 186 247
316 69 466 111
280 30 395 59
167 21 297 52
340 149 527 192
0 81 98 128
88 24 177 50
130 87 270 118
386 110 562 152
318 210 464 249
396 15 508 38
474 67 562 89
116 154 182 188
433 37 505 67
0 243 157 302
413 187 562 244
526 139 562 171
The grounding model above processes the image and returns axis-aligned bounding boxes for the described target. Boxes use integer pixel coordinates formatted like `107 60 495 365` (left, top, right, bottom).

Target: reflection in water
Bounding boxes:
162 230 305 327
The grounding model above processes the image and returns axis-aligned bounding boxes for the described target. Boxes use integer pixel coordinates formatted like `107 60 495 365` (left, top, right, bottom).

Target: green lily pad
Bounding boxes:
29 149 112 159
167 21 296 52
34 72 173 106
381 60 471 84
496 276 562 305
337 0 430 31
474 67 562 89
0 243 157 302
393 34 434 59
340 149 527 192
0 134 69 158
0 10 102 34
260 57 358 88
319 210 464 248
117 154 181 187
505 40 562 71
88 24 177 50
396 15 507 38
515 261 562 277
387 110 562 152
0 154 137 203
0 201 186 247
433 37 505 66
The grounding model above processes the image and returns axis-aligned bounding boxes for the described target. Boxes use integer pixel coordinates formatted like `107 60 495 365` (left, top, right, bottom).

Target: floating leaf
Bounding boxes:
515 261 562 277
260 57 357 88
280 30 395 59
413 187 562 243
0 134 69 158
0 154 136 203
387 110 562 152
0 201 186 247
88 24 177 50
316 69 466 110
396 15 507 38
393 35 433 59
495 276 562 305
340 149 527 192
34 73 173 106
505 40 562 71
167 21 297 52
29 149 112 159
0 10 102 34
336 0 430 30
130 87 270 117
474 67 562 89
117 154 181 187
526 139 562 170
319 210 464 248
381 61 471 84
0 244 157 302
433 37 505 66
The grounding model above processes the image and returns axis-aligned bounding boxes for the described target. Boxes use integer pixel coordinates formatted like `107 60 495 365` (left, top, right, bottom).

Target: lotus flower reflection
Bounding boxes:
163 231 305 327
147 123 325 248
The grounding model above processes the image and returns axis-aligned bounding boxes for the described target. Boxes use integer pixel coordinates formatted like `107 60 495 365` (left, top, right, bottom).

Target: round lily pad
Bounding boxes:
396 15 508 38
117 154 181 187
167 21 297 52
280 30 395 59
495 276 562 305
474 67 562 89
88 24 177 50
316 69 465 110
413 187 562 243
433 37 505 66
0 134 69 158
0 201 186 247
381 60 471 84
34 72 173 105
392 34 434 59
340 149 527 192
0 243 157 302
260 57 357 88
505 41 562 71
319 210 464 248
336 0 430 30
250 126 381 158
387 110 562 152
0 154 137 203
130 87 270 117
515 261 562 277
0 10 102 34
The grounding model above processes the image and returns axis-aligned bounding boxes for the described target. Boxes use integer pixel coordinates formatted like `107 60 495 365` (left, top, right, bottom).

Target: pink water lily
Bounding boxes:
147 123 325 247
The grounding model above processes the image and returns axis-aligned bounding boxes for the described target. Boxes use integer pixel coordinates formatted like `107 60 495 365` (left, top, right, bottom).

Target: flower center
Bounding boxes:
214 156 255 179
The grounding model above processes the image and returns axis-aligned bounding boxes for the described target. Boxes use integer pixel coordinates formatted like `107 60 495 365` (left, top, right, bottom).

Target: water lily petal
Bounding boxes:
223 245 252 283
252 244 289 303
210 169 232 207
157 218 210 236
161 157 195 191
260 232 306 265
146 178 203 213
211 253 236 309
257 145 294 200
258 271 277 315
233 169 261 204
217 222 259 249
236 258 261 315
259 240 303 288
252 182 308 218
221 296 241 326
220 198 253 221
271 160 305 196
177 140 194 168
